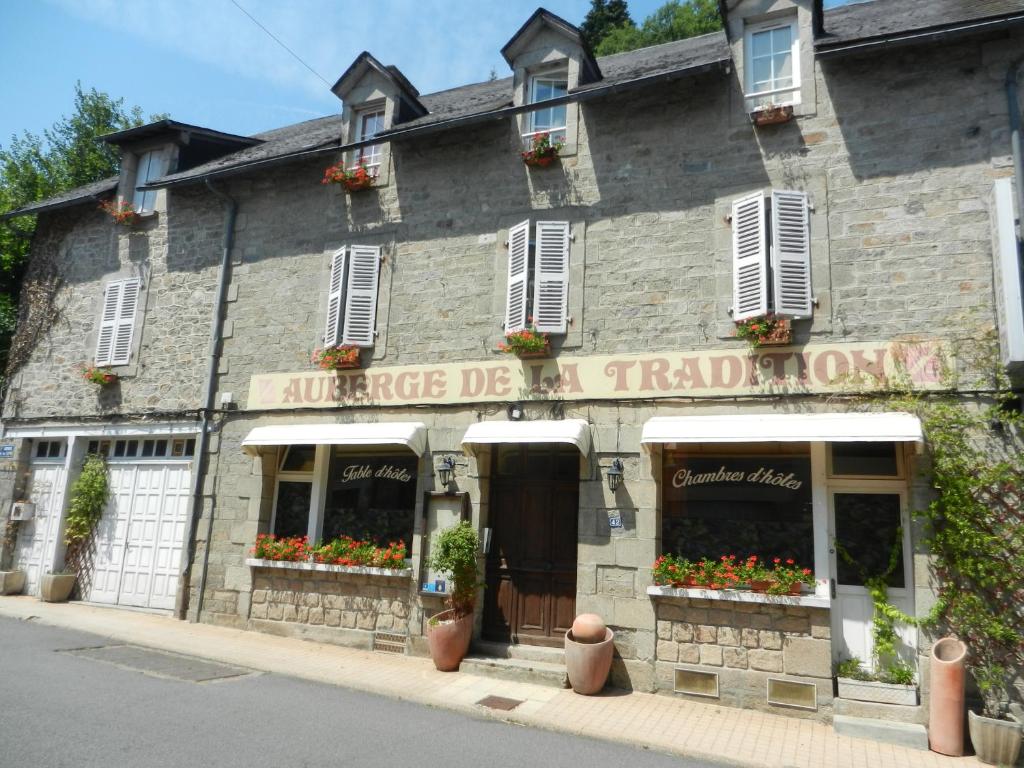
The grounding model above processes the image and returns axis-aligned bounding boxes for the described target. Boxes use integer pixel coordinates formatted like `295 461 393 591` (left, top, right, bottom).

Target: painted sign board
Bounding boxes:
0 445 14 459
247 340 946 410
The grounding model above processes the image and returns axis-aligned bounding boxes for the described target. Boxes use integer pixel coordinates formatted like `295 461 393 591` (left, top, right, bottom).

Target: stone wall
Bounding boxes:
249 566 412 648
653 596 833 719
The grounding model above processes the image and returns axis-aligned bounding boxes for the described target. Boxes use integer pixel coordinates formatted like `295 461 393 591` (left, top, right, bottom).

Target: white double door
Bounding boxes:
88 461 191 611
12 459 69 596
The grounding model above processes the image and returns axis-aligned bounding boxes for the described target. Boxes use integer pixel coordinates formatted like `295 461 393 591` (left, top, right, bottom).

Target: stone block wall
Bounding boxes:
249 566 412 648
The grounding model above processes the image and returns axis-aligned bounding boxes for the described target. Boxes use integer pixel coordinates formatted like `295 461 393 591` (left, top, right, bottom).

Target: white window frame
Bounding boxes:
351 107 386 174
132 151 163 213
744 17 801 111
269 445 323 541
826 442 906 481
524 70 568 149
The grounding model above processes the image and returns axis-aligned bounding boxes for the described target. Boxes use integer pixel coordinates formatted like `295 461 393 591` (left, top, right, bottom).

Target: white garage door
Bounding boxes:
86 437 193 611
12 441 69 596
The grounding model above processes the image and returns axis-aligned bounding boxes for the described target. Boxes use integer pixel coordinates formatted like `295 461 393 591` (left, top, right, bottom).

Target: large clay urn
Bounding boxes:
565 614 615 695
929 637 967 756
427 609 473 672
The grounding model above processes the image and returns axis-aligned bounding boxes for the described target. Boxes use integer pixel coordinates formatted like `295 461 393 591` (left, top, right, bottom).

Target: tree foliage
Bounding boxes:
580 0 634 51
0 83 158 371
592 0 722 56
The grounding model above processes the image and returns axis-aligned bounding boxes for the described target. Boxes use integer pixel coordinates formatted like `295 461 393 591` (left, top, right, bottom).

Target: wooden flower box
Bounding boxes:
751 105 794 127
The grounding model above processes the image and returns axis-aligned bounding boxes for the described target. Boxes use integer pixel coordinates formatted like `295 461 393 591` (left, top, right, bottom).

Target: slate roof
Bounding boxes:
1 176 118 219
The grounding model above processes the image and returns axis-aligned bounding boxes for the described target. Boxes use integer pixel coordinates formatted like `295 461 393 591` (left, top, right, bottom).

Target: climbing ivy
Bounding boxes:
63 453 109 573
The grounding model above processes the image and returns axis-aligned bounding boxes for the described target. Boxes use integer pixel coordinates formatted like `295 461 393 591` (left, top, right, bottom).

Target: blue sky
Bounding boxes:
0 0 854 145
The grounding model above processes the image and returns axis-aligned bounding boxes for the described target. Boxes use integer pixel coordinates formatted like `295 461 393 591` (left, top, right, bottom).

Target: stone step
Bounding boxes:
472 640 566 665
833 715 929 751
460 654 569 689
834 696 927 725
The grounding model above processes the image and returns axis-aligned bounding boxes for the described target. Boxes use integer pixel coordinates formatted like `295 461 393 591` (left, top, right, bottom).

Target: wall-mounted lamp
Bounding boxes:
606 458 624 492
437 455 457 490
507 403 524 421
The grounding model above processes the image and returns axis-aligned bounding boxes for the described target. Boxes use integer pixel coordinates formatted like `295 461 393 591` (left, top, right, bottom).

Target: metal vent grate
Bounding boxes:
373 631 407 654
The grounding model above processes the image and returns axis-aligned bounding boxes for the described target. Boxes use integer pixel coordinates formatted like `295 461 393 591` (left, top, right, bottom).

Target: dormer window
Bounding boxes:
526 72 568 148
353 107 386 172
744 18 800 112
131 150 164 213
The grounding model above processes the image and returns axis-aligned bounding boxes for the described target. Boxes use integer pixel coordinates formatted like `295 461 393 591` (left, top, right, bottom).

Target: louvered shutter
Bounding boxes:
324 248 347 345
731 192 769 321
771 190 813 317
532 221 570 334
110 278 141 365
341 245 381 347
504 220 530 332
95 281 122 365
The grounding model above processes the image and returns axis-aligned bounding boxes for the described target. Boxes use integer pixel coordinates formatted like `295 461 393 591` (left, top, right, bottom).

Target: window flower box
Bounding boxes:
521 133 562 168
79 364 118 386
245 558 413 578
751 104 794 127
647 585 829 609
250 534 408 572
99 199 139 226
322 161 375 193
312 344 361 370
836 676 918 706
734 314 791 348
498 325 550 358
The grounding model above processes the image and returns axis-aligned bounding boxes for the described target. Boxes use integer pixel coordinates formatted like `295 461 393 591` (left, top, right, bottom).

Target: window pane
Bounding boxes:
752 58 772 90
831 442 898 476
772 25 792 53
662 455 814 565
322 453 417 549
834 493 904 588
280 445 316 472
273 481 312 538
774 51 793 83
751 30 771 58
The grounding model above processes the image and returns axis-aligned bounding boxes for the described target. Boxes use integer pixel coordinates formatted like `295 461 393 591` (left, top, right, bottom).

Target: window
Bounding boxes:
324 245 382 347
833 492 905 588
95 278 142 366
272 445 315 539
131 151 164 212
744 19 800 110
525 72 568 148
352 108 386 172
829 442 900 477
33 440 65 459
86 437 195 459
731 190 812 321
505 219 570 334
662 453 814 566
322 452 417 549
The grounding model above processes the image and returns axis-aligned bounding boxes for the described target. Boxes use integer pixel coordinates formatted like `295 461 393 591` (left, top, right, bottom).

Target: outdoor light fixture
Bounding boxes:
606 458 624 492
507 403 524 421
437 455 457 489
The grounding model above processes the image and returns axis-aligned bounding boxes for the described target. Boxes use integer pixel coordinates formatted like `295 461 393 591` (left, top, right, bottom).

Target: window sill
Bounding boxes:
245 558 412 578
646 585 830 609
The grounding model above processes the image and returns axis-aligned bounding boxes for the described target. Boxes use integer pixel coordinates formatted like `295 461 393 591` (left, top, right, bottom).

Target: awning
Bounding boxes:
640 412 923 447
461 419 591 455
241 422 427 457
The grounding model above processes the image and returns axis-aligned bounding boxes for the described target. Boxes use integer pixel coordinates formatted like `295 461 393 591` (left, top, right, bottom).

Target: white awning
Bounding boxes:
461 419 591 455
640 412 923 447
242 422 427 457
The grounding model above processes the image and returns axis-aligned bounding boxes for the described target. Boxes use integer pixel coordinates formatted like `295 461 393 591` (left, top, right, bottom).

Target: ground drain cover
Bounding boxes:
61 644 254 683
476 695 523 711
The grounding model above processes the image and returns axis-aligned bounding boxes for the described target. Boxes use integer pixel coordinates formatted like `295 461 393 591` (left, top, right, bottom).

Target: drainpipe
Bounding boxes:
174 179 236 621
1007 55 1024 247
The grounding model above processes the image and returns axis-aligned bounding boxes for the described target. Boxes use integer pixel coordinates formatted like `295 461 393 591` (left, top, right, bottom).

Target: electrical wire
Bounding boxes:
227 0 332 88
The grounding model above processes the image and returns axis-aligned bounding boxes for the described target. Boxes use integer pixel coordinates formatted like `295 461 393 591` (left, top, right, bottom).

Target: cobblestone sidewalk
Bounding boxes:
0 597 982 768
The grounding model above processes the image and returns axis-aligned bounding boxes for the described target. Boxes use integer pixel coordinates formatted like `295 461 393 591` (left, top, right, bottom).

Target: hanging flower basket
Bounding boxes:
751 104 794 127
498 324 550 358
734 314 792 347
312 344 362 370
79 364 117 386
99 199 139 226
521 133 563 168
322 161 375 192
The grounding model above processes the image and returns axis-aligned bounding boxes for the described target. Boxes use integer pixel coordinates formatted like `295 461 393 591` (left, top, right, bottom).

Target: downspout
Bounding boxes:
174 179 236 620
1007 54 1024 247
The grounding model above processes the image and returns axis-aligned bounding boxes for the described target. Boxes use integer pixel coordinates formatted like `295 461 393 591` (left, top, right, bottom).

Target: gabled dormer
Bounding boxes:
502 8 601 158
331 52 426 187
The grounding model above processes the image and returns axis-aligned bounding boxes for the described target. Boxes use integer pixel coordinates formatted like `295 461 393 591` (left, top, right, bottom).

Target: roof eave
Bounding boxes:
1 186 116 220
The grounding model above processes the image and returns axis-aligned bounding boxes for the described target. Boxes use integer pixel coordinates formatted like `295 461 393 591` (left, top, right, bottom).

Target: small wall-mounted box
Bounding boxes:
10 501 36 521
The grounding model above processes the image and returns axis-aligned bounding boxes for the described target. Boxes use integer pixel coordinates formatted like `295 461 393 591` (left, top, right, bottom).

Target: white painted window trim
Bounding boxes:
744 17 801 109
268 445 320 539
351 105 386 174
525 70 568 147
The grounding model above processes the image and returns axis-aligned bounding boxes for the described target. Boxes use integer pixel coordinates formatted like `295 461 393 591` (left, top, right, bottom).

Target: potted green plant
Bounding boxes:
79 363 118 386
311 344 361 370
521 132 562 167
767 557 814 594
836 656 918 706
739 555 772 592
0 519 26 595
426 521 480 671
968 661 1022 765
498 323 550 359
734 314 791 348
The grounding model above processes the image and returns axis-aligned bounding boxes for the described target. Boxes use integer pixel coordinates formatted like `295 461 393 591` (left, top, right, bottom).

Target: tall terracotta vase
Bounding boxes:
427 609 473 672
564 627 615 695
929 637 967 756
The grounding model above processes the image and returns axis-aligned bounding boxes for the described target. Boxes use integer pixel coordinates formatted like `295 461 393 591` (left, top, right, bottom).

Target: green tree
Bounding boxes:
594 0 722 56
0 83 158 375
580 0 634 51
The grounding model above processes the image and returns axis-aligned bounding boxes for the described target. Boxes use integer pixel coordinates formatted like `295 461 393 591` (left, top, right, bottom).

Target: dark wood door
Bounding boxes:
483 445 579 647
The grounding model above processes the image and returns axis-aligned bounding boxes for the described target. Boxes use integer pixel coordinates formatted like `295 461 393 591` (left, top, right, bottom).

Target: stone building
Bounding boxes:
3 0 1023 742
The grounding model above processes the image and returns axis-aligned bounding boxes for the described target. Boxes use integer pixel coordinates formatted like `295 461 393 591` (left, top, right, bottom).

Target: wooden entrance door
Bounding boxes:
483 445 579 647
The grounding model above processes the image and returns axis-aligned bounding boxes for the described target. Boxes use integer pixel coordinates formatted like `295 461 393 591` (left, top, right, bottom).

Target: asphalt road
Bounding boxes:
0 616 726 768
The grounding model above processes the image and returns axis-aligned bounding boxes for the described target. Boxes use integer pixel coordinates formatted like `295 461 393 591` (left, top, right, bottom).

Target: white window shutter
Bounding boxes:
111 278 141 366
505 220 530 332
341 245 381 347
731 192 769 321
324 248 347 345
95 281 122 365
532 221 570 334
771 189 813 317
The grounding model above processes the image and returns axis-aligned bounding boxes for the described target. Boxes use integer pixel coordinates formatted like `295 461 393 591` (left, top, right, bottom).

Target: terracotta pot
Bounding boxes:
525 154 557 168
752 105 794 126
427 609 473 671
39 573 76 603
968 710 1022 765
0 570 26 595
787 581 803 595
749 579 771 593
571 613 606 644
565 627 615 695
929 637 967 756
515 340 552 359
